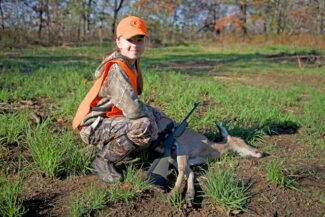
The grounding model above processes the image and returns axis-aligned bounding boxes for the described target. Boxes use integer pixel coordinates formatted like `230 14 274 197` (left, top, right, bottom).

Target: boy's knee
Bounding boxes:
79 126 93 145
127 117 158 146
100 135 136 162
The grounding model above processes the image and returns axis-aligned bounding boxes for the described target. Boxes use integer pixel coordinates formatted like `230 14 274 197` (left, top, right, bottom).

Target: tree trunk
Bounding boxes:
263 20 267 34
82 1 86 37
36 0 47 39
317 0 324 35
38 10 43 39
239 0 247 36
276 16 281 34
46 0 51 41
78 16 81 41
112 0 124 36
86 0 92 32
0 0 5 30
98 25 103 46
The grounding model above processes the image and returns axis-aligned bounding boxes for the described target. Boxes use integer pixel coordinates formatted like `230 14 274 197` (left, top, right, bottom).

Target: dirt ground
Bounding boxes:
19 133 324 217
2 57 325 217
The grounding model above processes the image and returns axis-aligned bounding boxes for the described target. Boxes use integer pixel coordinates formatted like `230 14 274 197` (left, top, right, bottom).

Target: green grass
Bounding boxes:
202 162 251 213
70 165 151 215
265 159 297 190
26 119 92 177
0 44 323 214
26 119 66 177
70 186 107 217
0 45 322 153
106 165 151 204
141 66 305 140
0 172 24 217
62 143 94 176
298 88 325 149
164 191 184 211
1 45 323 144
0 110 30 145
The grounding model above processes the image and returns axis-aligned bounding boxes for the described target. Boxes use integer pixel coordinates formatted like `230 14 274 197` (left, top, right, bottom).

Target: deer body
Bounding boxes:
159 123 263 206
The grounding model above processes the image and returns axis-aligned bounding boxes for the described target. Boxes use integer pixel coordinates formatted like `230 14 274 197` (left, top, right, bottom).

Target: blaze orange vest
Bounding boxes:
72 59 140 129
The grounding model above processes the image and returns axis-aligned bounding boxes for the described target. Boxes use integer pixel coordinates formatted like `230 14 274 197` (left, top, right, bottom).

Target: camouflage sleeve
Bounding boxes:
99 63 152 119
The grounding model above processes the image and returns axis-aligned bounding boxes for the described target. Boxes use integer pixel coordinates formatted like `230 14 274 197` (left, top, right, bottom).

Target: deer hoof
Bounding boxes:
185 192 194 207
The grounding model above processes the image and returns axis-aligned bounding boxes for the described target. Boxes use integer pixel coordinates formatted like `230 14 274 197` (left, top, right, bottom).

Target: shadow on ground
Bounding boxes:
23 193 59 217
1 50 322 75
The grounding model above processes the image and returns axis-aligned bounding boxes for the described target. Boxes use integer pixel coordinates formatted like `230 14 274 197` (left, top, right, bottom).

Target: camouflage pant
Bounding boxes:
80 106 173 162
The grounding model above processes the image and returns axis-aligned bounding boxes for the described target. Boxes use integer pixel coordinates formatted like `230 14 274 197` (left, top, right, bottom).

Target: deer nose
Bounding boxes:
255 150 263 158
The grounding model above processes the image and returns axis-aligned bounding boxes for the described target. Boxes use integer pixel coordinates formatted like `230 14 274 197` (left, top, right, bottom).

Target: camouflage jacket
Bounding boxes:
80 51 154 127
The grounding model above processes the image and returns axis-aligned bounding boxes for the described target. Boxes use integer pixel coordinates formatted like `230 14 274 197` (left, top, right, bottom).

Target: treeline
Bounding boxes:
0 0 324 48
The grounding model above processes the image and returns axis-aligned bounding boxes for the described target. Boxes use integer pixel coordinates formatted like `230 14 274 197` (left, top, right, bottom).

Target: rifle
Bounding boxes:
147 102 199 188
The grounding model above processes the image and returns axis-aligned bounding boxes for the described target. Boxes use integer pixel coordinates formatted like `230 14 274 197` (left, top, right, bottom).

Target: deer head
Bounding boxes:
216 122 263 158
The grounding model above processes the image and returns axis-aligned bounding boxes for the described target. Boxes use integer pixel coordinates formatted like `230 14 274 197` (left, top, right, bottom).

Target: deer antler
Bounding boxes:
215 122 229 143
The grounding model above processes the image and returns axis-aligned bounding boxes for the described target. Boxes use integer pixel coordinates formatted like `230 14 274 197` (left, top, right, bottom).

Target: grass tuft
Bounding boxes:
0 110 30 146
106 165 151 204
26 119 65 177
246 128 265 145
203 162 251 213
70 186 106 217
26 119 93 178
62 144 94 176
0 172 24 217
265 159 298 190
163 191 184 211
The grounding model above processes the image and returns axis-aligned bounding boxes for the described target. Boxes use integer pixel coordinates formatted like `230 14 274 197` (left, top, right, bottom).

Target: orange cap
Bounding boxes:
116 16 147 39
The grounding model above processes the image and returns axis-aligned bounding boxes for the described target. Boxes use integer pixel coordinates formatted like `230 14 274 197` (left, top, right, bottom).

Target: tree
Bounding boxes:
64 0 92 41
24 0 48 39
0 0 5 29
238 0 248 35
112 0 124 35
132 0 182 42
0 0 323 47
218 0 249 36
314 0 324 35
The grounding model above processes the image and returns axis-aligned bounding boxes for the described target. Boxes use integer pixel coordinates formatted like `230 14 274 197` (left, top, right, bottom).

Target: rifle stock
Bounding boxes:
147 102 199 187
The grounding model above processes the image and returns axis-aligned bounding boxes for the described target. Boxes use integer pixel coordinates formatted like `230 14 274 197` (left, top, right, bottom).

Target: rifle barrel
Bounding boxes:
174 102 199 137
164 102 199 155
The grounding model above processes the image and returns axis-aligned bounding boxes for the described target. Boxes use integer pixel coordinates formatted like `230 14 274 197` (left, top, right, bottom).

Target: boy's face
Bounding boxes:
116 35 146 62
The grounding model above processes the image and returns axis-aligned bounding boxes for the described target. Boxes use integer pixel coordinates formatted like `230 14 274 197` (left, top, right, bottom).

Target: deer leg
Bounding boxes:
171 155 188 195
185 166 195 207
171 156 195 207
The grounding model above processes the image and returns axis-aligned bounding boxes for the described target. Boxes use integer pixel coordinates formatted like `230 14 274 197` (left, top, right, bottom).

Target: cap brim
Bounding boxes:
122 29 147 39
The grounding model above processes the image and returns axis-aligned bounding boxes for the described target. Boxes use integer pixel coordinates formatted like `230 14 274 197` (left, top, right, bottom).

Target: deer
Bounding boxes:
154 122 263 206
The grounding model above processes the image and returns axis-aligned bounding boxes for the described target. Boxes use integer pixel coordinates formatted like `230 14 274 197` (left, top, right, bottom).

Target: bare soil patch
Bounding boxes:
153 54 324 90
224 133 325 217
155 53 324 73
265 53 324 67
215 72 325 90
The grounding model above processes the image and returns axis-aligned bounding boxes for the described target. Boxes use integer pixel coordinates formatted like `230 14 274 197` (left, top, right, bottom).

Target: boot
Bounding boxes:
91 157 122 184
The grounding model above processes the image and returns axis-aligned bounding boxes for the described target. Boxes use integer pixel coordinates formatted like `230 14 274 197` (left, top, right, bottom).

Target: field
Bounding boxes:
0 43 324 217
